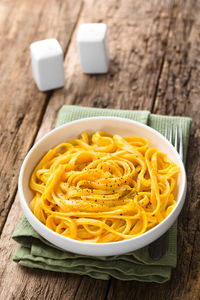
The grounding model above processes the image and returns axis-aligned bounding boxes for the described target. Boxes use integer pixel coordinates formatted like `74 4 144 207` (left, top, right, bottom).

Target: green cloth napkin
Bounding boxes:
13 105 191 283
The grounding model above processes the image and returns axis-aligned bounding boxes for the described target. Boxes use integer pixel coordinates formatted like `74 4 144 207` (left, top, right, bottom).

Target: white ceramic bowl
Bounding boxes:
19 117 186 256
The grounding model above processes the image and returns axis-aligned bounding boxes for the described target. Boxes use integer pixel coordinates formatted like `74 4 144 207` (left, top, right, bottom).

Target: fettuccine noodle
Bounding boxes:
30 131 180 243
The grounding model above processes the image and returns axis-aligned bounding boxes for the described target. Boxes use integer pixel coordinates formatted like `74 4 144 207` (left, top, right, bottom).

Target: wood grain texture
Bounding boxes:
0 0 83 233
0 0 200 299
153 0 200 298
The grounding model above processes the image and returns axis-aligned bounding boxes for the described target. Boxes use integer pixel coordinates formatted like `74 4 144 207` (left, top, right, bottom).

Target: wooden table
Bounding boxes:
0 0 199 299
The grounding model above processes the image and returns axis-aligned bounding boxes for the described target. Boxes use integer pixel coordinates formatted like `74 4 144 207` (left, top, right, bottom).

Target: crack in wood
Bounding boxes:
104 279 112 300
63 1 84 59
151 0 175 113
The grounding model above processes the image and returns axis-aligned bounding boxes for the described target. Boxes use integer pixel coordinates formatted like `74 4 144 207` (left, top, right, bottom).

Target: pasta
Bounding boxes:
29 131 180 243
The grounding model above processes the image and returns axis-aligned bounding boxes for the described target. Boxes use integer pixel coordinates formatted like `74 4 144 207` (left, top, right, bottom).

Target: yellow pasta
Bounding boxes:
29 131 180 243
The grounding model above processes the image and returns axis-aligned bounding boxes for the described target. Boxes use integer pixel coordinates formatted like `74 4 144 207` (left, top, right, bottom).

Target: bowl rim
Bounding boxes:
18 116 187 249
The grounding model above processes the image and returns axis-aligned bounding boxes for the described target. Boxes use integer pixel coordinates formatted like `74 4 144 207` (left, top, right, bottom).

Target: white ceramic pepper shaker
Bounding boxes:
30 38 64 91
77 23 109 74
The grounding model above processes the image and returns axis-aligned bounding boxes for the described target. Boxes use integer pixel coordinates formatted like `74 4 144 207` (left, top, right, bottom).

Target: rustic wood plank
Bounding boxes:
0 0 83 233
107 0 200 299
152 0 200 298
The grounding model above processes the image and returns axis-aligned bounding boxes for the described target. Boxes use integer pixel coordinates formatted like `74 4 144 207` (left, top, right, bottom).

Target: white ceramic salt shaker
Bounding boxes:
30 39 64 91
77 23 109 74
